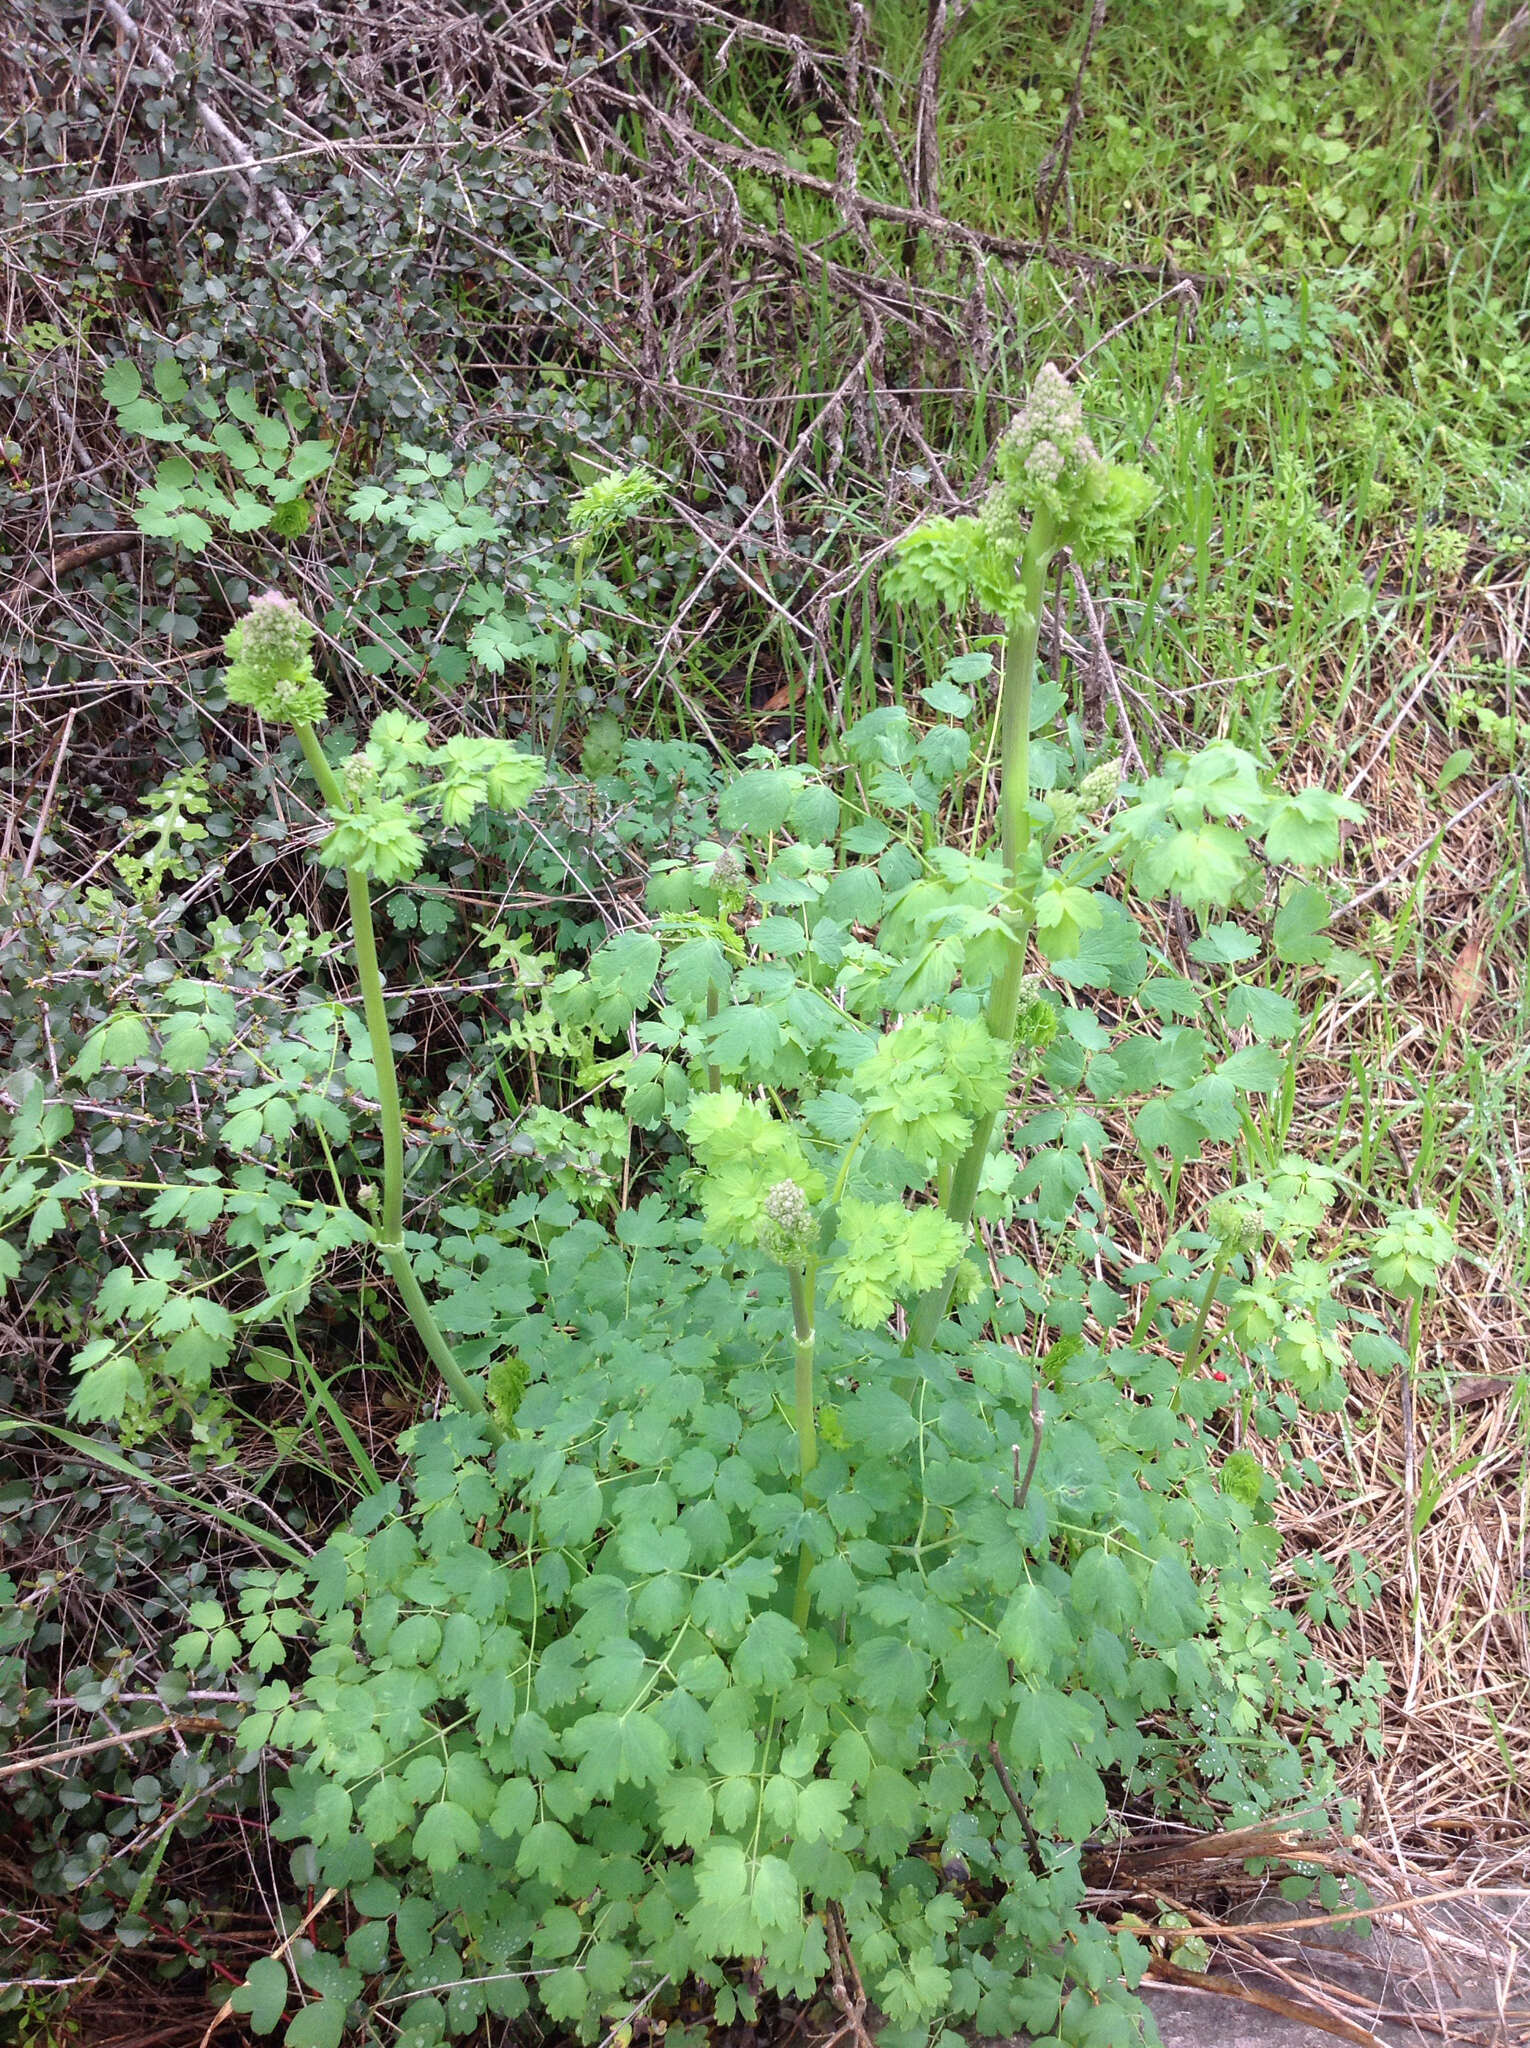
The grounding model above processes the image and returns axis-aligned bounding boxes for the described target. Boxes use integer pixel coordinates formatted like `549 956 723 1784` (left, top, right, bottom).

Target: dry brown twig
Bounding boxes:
1035 0 1109 241
821 1902 877 2048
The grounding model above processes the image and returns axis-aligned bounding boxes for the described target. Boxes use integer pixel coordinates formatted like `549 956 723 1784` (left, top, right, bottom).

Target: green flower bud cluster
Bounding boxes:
996 364 1156 564
1206 1195 1264 1259
223 590 328 727
760 1178 817 1266
568 465 668 539
486 1352 529 1430
1078 756 1123 811
882 365 1156 621
992 362 1098 524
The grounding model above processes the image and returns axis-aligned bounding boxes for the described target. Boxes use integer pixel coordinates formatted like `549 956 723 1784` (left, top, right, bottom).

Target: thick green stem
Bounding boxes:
705 982 721 1095
386 1247 498 1433
788 1262 818 1630
294 721 499 1439
346 867 407 1252
907 514 1054 1352
996 512 1053 883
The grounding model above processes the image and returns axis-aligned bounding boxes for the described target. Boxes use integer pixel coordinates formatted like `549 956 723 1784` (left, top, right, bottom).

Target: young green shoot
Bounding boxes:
221 590 547 1439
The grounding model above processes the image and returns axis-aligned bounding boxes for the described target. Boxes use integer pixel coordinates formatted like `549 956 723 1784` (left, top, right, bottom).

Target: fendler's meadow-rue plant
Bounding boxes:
884 364 1155 1345
223 590 545 1436
545 464 669 758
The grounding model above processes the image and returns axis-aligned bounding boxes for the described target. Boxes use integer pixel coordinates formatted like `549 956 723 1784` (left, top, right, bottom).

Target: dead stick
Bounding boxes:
22 709 77 881
1036 0 1109 239
1143 1957 1386 2048
0 1714 227 1784
988 1738 1046 1876
2 531 147 610
1147 1881 1530 1942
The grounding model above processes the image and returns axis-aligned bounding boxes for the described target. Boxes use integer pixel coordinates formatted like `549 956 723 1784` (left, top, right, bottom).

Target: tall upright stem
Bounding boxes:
907 512 1054 1352
546 543 588 762
788 1262 819 1630
1173 1251 1233 1404
345 868 406 1251
294 722 499 1438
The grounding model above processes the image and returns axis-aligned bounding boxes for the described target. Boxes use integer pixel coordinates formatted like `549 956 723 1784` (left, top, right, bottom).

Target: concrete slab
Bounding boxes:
1134 1893 1530 2048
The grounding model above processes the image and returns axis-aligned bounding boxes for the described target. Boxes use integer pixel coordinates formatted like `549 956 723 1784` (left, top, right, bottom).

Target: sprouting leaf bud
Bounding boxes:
760 1178 817 1266
569 465 668 538
1047 791 1083 839
487 1353 529 1429
1218 1449 1264 1507
1013 980 1060 1054
356 1182 378 1211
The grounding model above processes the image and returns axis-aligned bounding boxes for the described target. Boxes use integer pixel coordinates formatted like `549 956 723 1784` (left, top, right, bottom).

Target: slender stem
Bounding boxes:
705 982 721 1094
788 1262 818 1630
386 1248 499 1435
908 514 1054 1352
547 543 588 761
279 1309 384 1493
294 720 499 1439
294 721 345 810
1170 1252 1234 1417
346 869 407 1250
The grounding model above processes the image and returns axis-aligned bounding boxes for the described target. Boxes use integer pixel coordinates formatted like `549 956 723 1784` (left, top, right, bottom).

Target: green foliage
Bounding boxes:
150 558 1387 2044
884 365 1154 624
1369 1207 1457 1301
212 1204 1360 2048
111 760 214 906
9 0 1524 2024
100 358 334 553
321 716 543 861
568 465 669 538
